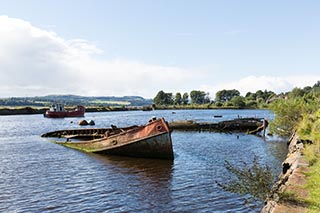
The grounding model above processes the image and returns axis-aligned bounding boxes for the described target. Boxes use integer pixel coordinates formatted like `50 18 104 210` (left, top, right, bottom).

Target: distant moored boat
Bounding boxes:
44 104 85 118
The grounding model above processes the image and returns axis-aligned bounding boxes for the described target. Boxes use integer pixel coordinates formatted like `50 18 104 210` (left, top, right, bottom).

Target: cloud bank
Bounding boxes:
201 75 320 98
0 16 193 98
0 16 319 98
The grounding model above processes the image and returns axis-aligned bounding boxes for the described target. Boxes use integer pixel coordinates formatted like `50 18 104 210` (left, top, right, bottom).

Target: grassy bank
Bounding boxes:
270 96 320 212
297 111 320 212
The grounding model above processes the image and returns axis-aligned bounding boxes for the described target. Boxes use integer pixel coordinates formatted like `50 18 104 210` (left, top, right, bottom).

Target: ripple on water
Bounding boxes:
0 110 286 212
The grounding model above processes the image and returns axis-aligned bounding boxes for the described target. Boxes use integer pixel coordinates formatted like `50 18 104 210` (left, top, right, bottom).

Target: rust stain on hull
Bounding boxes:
41 118 174 160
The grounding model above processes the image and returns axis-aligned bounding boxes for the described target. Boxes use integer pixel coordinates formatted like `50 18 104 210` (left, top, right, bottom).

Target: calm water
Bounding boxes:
0 109 287 212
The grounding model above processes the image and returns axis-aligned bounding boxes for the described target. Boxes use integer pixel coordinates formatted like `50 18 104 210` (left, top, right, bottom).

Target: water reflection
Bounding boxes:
0 109 287 212
88 154 173 180
86 154 174 211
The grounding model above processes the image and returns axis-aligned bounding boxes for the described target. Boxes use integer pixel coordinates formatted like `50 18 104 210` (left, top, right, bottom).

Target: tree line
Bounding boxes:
153 90 210 105
153 89 277 108
154 81 320 108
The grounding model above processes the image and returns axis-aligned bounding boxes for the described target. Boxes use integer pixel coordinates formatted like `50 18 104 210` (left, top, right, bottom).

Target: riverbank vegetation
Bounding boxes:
217 156 274 206
214 81 320 210
269 81 320 211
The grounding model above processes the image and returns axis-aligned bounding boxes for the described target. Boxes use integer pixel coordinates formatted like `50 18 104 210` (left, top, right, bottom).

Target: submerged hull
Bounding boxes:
41 118 174 159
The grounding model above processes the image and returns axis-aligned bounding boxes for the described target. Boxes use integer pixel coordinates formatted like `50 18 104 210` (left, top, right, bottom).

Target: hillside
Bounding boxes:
0 95 153 107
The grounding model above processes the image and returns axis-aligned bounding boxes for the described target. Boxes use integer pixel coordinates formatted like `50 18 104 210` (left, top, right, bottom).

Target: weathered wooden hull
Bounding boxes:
169 117 267 133
42 118 174 160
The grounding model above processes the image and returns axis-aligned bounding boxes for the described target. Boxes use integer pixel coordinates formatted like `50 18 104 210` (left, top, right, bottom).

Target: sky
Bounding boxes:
0 0 320 98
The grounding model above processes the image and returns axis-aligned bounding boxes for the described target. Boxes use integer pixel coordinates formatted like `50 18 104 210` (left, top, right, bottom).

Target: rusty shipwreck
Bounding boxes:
41 117 174 160
169 117 268 135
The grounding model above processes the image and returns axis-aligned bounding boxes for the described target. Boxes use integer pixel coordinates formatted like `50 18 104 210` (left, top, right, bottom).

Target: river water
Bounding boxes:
0 109 287 212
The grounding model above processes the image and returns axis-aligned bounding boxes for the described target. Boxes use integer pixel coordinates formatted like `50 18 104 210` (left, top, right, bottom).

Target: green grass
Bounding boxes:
295 110 320 212
303 145 320 212
88 100 130 105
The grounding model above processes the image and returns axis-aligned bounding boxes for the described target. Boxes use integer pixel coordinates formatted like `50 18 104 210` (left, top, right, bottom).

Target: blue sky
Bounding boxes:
0 0 320 98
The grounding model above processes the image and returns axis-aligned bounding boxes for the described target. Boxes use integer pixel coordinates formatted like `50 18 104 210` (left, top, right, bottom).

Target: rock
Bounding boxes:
88 120 95 125
78 120 88 126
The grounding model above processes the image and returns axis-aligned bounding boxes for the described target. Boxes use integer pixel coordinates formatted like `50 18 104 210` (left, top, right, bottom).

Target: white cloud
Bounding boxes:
201 75 320 98
1 16 319 99
0 16 200 98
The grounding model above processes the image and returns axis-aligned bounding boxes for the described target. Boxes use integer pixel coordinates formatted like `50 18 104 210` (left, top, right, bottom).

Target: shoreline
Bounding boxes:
0 105 260 116
0 106 137 116
262 132 309 212
0 107 47 116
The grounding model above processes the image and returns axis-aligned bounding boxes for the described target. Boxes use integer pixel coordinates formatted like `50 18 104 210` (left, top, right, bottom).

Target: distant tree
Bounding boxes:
245 100 258 108
190 90 209 104
154 91 165 105
288 87 305 99
231 96 246 107
204 92 211 104
255 90 264 98
182 92 189 105
174 92 182 105
244 90 276 104
215 89 240 103
264 90 276 101
303 86 312 94
153 90 173 105
313 80 320 88
245 92 256 101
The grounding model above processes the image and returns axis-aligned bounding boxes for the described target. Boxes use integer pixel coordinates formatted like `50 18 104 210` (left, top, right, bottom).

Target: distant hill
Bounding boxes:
0 95 153 107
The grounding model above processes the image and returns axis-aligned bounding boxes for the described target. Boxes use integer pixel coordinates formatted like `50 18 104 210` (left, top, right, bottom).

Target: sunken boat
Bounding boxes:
41 117 174 160
169 117 268 134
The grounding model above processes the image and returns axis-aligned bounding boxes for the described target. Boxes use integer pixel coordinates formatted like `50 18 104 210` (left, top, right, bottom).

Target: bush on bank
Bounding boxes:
269 91 320 211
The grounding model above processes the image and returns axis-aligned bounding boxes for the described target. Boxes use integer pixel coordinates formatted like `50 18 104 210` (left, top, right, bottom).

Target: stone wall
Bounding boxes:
262 132 308 213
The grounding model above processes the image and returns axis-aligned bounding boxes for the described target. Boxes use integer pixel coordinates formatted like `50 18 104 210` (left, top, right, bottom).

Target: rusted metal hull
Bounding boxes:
41 118 174 160
94 133 173 159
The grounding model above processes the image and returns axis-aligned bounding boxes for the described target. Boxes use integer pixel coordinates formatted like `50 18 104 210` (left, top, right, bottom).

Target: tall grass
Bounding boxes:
269 93 320 211
299 112 320 212
304 157 320 212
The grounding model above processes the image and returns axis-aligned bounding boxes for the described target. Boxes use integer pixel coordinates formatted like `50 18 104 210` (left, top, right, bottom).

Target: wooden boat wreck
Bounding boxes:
41 117 174 160
169 117 268 135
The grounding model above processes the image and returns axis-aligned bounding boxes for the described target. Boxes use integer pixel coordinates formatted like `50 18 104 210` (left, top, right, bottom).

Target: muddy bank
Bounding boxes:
262 132 309 213
0 107 47 115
